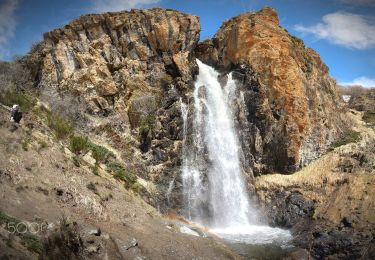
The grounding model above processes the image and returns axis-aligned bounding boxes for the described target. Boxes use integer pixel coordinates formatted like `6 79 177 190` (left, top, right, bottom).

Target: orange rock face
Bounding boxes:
196 7 346 173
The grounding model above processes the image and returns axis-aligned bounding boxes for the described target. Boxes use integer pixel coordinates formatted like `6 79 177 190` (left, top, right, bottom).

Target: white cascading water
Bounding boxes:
181 60 291 245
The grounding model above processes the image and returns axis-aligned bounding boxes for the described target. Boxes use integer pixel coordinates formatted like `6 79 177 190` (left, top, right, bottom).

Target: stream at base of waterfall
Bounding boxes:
181 60 292 257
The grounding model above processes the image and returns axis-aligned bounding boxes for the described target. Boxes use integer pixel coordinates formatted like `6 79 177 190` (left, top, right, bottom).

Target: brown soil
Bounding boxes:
0 108 240 260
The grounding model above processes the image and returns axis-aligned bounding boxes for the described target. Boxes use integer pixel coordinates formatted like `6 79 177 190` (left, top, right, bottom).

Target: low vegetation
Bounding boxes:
338 85 370 97
21 138 31 151
288 33 305 47
21 233 44 254
0 90 36 112
139 114 156 152
42 217 83 259
0 211 44 254
160 73 173 88
69 135 90 155
69 135 113 164
331 130 361 148
46 111 73 139
0 211 21 229
106 161 137 189
90 143 113 165
363 111 375 125
139 114 156 137
40 93 88 129
0 59 37 112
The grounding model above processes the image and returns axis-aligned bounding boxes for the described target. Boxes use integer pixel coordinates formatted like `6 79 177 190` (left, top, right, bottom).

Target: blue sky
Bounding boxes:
1 0 375 87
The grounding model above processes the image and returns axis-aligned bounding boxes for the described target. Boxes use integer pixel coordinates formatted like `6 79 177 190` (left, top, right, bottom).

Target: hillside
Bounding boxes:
0 104 238 259
0 6 374 260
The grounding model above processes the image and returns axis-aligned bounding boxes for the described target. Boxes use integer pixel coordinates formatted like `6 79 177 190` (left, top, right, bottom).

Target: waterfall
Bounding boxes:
182 60 256 227
181 60 291 245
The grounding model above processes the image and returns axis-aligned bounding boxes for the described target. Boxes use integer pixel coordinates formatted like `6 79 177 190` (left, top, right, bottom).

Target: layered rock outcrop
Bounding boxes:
196 7 346 173
31 7 347 211
38 8 199 115
32 8 201 209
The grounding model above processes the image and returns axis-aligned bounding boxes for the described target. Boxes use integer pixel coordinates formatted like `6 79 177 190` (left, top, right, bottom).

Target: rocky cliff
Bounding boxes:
196 7 346 173
1 6 371 260
32 8 201 210
30 7 346 209
37 7 199 118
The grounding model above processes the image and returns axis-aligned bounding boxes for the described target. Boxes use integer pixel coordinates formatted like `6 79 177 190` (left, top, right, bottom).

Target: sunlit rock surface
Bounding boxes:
196 7 347 173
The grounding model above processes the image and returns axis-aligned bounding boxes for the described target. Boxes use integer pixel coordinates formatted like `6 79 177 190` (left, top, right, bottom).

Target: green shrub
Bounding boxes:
38 140 48 149
72 156 80 167
0 89 36 112
331 130 361 148
130 182 142 193
89 143 113 164
46 112 73 139
92 165 99 176
160 74 173 88
139 114 156 137
0 211 21 229
363 111 375 125
21 234 43 254
69 135 90 155
21 138 31 151
42 216 83 259
289 34 305 47
0 211 43 254
106 161 137 187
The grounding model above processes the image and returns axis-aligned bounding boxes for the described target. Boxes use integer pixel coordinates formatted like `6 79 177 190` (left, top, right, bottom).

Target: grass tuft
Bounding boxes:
46 112 73 139
106 161 137 188
331 130 361 148
363 111 375 125
0 89 36 112
89 142 113 165
69 135 90 155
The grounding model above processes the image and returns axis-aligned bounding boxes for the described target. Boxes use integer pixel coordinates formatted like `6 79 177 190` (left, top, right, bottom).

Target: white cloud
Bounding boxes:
294 11 375 49
92 0 160 12
340 76 375 88
0 0 18 60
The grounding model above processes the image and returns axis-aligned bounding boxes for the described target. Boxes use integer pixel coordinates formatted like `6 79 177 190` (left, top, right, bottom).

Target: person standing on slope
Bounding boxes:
10 104 22 123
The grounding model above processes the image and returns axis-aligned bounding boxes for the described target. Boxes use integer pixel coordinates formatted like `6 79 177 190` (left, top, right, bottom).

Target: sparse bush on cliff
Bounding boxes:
0 60 37 112
331 130 361 148
139 114 156 135
42 216 83 259
363 111 375 125
0 89 36 112
89 143 113 165
70 135 113 166
160 73 173 88
139 114 156 152
338 85 369 97
41 92 88 129
21 233 44 254
288 33 305 47
70 135 90 155
0 60 34 91
106 161 137 188
46 112 73 139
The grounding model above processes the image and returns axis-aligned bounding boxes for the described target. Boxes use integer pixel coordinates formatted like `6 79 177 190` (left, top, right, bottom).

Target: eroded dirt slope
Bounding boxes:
0 108 239 260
